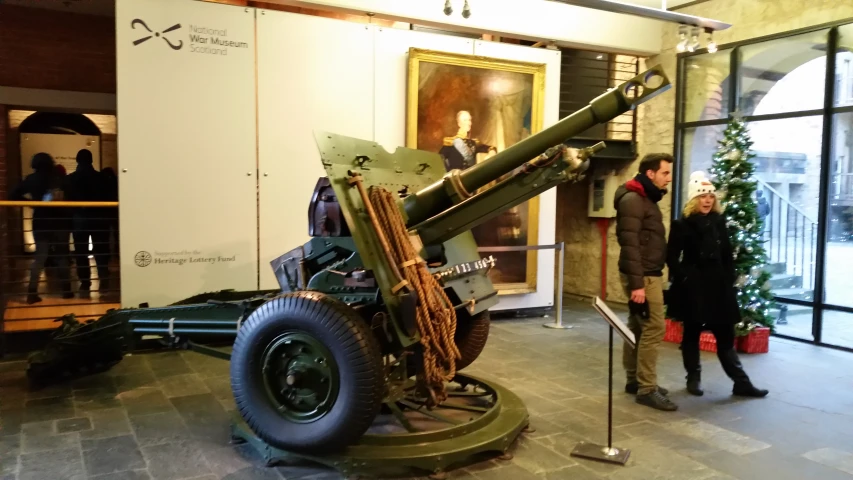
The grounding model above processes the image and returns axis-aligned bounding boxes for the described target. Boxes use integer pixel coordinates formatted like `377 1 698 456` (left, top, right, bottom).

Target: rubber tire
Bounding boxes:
454 310 490 371
230 291 384 453
406 310 490 375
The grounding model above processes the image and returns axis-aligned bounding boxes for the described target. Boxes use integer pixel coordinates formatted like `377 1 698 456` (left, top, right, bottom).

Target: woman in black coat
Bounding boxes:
666 171 768 398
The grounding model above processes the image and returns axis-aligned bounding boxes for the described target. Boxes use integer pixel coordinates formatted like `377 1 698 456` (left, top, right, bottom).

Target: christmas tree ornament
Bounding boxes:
708 115 777 335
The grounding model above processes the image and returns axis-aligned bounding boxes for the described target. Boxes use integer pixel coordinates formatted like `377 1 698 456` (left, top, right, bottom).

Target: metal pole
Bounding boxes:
544 241 572 330
607 325 614 450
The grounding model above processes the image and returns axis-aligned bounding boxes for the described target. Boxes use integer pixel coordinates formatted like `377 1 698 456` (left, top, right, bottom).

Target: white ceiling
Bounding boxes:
0 0 697 17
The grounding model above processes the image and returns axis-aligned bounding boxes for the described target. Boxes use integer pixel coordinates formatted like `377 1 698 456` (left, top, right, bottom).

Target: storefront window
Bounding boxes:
675 21 853 351
681 48 731 123
835 24 853 108
738 30 829 116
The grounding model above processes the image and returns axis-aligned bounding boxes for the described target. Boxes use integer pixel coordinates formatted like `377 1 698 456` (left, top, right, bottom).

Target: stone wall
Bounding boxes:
561 0 853 303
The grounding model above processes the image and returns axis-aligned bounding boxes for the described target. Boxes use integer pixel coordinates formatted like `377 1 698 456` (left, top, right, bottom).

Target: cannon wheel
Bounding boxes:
230 291 383 453
407 310 490 375
454 310 490 371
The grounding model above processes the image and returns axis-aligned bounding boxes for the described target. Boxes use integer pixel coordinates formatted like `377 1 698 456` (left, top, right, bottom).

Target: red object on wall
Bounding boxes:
598 218 609 299
736 327 770 354
0 5 116 94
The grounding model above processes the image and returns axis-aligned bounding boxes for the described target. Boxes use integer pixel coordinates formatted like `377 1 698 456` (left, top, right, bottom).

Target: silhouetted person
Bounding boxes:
44 163 73 282
8 152 72 303
756 190 770 237
100 167 119 261
63 149 110 297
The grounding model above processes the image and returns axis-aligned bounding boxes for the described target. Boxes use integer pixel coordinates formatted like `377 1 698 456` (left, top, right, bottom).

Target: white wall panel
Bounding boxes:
472 41 562 311
373 27 473 152
116 0 258 307
256 10 375 290
261 0 663 55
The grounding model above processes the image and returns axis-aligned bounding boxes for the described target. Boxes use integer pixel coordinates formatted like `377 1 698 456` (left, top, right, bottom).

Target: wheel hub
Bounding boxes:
261 332 339 422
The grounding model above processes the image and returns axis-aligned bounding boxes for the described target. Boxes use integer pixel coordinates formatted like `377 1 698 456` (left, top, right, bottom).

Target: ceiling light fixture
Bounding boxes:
706 28 717 53
676 24 688 52
687 25 700 52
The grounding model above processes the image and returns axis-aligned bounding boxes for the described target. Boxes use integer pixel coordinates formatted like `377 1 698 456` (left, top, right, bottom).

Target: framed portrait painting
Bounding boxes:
406 48 546 294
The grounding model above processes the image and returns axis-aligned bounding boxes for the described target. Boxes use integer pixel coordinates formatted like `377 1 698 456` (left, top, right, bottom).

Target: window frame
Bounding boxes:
672 17 853 352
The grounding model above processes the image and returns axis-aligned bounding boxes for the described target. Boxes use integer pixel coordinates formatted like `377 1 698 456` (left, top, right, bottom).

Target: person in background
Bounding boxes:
8 152 72 304
756 189 770 238
614 153 677 412
45 164 71 272
666 171 769 398
100 167 119 261
64 149 110 298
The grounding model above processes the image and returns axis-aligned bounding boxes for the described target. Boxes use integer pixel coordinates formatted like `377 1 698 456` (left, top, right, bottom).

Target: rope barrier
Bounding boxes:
368 186 461 407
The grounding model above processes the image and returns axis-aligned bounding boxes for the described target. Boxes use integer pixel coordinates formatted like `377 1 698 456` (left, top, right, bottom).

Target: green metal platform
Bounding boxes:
229 373 530 479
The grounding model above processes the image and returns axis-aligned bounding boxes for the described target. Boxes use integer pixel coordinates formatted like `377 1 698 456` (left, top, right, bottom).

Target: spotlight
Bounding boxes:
706 28 717 53
444 0 453 16
462 0 471 18
687 26 700 52
676 24 688 52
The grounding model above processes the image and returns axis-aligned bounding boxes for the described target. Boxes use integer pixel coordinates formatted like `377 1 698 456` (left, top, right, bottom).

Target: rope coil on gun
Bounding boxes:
367 186 461 407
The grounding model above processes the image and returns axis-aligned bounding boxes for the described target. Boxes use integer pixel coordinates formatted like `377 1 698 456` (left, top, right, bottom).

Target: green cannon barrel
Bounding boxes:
402 64 671 228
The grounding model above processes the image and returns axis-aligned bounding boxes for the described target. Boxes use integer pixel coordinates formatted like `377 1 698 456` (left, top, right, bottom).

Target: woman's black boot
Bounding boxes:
686 371 704 396
718 348 768 398
682 333 703 396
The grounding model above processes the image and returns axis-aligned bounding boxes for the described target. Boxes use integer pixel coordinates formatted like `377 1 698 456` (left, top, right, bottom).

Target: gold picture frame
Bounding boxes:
406 47 546 294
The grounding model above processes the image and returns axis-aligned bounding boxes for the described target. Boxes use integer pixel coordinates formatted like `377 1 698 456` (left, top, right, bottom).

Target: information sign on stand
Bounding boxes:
570 296 633 465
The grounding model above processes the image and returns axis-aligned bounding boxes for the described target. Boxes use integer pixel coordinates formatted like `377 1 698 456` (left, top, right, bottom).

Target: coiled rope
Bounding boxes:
368 186 461 406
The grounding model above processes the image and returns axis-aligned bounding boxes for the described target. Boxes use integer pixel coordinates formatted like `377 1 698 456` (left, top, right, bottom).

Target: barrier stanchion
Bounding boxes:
570 296 632 466
477 243 572 330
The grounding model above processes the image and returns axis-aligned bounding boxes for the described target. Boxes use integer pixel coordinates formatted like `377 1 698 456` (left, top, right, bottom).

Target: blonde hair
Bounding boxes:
682 193 723 217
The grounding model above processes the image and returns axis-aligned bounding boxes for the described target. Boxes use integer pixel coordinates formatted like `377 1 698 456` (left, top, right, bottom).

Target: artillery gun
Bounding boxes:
25 65 671 478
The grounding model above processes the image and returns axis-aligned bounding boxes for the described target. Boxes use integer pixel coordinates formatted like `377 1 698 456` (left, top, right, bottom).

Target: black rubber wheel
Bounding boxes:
230 291 384 453
406 310 490 375
454 310 490 371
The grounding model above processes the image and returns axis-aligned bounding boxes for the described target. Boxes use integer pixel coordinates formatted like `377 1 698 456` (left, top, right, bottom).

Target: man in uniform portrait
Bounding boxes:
438 110 496 171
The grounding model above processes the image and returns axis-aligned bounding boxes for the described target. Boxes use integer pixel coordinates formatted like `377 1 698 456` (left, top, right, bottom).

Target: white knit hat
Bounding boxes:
686 171 716 203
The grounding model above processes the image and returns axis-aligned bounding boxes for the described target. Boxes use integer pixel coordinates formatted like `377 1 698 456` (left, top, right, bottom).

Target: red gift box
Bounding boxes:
664 318 718 352
664 318 682 343
736 327 770 354
699 331 717 353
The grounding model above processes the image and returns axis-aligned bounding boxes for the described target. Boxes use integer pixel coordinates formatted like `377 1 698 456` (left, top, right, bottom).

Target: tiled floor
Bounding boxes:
2 298 853 479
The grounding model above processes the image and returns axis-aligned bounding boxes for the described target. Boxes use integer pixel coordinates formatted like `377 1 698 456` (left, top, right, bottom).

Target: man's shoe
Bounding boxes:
733 381 768 398
636 390 678 411
625 382 669 396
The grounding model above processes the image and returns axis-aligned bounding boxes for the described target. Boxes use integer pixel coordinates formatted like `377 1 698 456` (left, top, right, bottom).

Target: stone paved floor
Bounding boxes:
2 299 853 479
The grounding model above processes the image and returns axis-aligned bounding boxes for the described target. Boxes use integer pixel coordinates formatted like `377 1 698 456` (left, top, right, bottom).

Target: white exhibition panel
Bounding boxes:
116 0 564 311
471 40 561 311
256 11 376 290
264 0 663 55
372 26 474 152
116 0 259 307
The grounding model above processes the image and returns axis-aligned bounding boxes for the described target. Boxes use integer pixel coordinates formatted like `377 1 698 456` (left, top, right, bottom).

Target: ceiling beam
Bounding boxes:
549 0 731 30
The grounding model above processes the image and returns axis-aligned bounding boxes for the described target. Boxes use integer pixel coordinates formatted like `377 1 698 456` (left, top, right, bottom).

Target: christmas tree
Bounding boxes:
708 114 776 335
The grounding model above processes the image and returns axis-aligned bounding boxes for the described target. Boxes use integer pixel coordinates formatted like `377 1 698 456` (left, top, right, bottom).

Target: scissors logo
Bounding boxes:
131 19 183 50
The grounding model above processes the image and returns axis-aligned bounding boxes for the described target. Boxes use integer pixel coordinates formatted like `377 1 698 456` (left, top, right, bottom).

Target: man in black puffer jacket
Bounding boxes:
614 153 676 412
